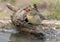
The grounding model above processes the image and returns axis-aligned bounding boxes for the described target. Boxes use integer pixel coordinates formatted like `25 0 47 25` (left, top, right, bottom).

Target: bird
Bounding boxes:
26 4 45 25
26 10 41 25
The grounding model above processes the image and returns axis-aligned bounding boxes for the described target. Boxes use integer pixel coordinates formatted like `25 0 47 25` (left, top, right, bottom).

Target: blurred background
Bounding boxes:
0 0 60 42
0 0 60 20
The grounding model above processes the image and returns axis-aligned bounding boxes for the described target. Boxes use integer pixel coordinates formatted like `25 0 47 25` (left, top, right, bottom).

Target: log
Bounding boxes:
0 20 60 27
0 19 60 35
6 3 60 35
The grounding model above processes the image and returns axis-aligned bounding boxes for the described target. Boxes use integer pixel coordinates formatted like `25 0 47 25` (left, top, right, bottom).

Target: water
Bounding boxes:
0 27 60 42
0 32 11 42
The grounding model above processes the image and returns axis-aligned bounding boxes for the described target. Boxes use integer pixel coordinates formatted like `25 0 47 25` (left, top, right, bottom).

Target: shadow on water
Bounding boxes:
0 27 45 42
10 33 45 42
1 27 60 42
9 27 60 42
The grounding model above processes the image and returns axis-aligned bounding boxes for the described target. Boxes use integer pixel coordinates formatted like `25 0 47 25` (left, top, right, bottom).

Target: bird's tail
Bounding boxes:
6 3 18 12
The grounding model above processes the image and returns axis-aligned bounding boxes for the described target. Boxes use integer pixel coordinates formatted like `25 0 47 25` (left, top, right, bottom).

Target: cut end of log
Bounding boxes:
6 3 18 12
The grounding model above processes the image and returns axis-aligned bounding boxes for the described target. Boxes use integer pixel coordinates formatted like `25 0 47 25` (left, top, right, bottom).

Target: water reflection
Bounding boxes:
1 27 60 42
10 33 45 42
0 28 45 42
0 32 11 42
9 27 60 42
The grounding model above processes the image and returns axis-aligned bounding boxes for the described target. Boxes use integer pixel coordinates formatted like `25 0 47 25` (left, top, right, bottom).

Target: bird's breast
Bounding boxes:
26 14 41 25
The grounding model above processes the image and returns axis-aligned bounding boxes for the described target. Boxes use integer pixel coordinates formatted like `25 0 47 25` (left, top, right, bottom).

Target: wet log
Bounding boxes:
1 19 60 39
6 3 60 36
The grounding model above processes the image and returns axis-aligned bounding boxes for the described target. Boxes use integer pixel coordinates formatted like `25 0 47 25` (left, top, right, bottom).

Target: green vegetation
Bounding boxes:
0 0 60 20
50 6 60 20
0 0 8 2
32 0 60 20
9 0 16 4
0 0 16 4
32 0 41 4
48 0 60 20
0 12 5 16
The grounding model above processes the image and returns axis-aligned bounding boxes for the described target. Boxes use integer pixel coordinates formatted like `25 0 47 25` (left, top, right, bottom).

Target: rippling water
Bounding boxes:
0 27 60 42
